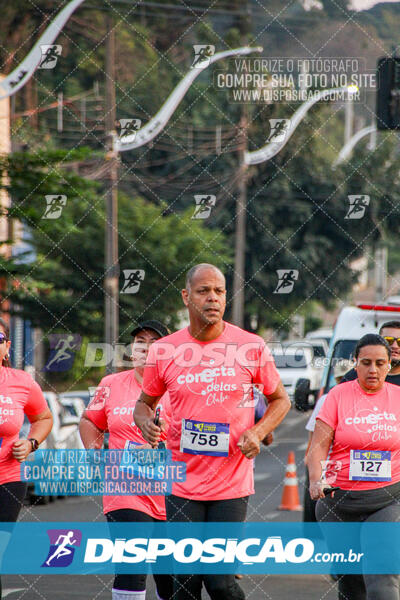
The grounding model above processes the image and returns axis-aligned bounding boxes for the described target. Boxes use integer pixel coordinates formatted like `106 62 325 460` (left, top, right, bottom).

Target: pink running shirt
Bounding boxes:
85 369 170 519
317 379 400 490
0 367 48 485
142 322 281 501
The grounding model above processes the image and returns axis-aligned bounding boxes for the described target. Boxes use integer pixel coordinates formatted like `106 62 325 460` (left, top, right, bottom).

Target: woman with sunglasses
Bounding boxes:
340 321 400 385
0 317 53 597
79 320 173 600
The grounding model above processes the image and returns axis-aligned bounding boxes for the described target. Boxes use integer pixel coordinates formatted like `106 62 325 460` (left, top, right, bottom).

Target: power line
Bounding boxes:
84 0 249 16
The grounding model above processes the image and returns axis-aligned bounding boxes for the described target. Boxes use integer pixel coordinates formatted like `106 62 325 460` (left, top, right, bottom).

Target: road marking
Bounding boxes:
271 438 308 444
279 414 309 429
3 589 26 598
297 442 308 451
264 511 279 520
254 472 271 482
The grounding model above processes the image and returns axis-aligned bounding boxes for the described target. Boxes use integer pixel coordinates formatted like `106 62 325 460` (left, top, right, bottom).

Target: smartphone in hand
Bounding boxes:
153 407 165 449
323 486 340 495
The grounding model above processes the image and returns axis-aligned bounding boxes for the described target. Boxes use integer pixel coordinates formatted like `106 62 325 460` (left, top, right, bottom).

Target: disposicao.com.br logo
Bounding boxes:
84 536 315 565
42 529 82 568
2 522 392 574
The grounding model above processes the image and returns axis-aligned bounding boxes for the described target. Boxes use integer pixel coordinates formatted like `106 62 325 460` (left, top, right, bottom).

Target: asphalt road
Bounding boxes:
3 408 339 600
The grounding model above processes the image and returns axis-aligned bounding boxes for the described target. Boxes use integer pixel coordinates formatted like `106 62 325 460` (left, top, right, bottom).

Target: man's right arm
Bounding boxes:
134 392 163 446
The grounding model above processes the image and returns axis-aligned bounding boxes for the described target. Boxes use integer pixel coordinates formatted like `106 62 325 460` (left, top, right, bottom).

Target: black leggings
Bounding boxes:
316 482 400 600
106 508 173 598
165 495 248 600
0 481 27 600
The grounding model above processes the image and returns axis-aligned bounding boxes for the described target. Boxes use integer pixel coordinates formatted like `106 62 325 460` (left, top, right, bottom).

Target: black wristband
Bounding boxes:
28 438 39 452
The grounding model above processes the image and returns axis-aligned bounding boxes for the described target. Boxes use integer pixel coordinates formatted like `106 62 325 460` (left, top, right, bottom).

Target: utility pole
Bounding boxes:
375 244 388 303
104 15 119 374
232 114 247 328
232 1 250 328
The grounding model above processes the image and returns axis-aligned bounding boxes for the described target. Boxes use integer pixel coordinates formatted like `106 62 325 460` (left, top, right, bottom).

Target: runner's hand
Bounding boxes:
309 480 325 500
12 439 33 463
237 429 260 459
141 418 166 446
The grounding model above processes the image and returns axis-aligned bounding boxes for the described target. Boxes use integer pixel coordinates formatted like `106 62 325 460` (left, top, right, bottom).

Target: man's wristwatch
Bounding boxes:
28 438 39 452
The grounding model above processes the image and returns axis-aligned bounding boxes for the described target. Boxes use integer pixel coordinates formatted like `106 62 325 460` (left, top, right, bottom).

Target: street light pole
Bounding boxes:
333 123 377 166
344 95 354 145
104 15 119 374
333 122 389 302
245 86 359 166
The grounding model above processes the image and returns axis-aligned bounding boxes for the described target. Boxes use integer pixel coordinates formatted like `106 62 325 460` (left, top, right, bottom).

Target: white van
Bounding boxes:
321 298 400 395
273 345 321 401
294 298 400 410
305 328 333 346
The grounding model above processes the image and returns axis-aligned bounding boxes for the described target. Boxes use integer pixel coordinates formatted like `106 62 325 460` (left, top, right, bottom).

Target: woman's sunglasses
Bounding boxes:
0 333 8 344
383 336 400 346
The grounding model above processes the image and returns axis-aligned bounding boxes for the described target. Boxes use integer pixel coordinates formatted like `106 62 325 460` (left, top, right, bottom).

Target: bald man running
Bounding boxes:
134 263 290 600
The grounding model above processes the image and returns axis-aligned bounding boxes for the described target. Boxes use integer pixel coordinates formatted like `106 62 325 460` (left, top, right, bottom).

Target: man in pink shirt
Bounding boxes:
134 263 290 600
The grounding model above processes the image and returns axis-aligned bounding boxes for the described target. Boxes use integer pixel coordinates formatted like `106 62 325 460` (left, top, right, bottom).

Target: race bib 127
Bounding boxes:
349 450 391 482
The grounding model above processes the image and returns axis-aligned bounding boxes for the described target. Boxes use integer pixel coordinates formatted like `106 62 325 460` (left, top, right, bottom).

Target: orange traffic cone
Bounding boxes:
278 451 302 511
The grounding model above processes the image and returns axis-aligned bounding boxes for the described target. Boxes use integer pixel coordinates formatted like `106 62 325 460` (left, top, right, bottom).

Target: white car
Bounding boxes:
44 392 84 450
272 345 322 403
20 392 84 504
59 390 91 407
59 396 86 425
295 298 400 410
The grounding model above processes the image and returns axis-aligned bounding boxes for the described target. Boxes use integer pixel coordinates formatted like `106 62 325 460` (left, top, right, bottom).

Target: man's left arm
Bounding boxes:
237 381 290 459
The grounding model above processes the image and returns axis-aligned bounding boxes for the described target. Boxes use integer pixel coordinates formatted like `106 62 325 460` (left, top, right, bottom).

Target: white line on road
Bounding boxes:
3 589 26 598
269 438 308 444
297 442 308 451
254 472 271 482
279 414 309 429
264 511 279 520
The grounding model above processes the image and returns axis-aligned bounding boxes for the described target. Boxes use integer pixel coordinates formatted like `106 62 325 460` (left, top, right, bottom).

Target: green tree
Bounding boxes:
0 149 231 341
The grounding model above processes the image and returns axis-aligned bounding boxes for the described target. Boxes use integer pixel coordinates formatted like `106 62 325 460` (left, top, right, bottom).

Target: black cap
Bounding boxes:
130 320 170 339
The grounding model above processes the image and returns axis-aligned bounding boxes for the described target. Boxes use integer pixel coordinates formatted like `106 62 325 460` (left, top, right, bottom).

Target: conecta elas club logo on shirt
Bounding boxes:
176 367 237 387
345 408 397 442
177 367 238 406
0 395 14 423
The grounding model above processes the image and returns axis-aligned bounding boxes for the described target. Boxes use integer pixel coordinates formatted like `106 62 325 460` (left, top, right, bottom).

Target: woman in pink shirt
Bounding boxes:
79 320 172 600
308 333 400 600
0 317 53 597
